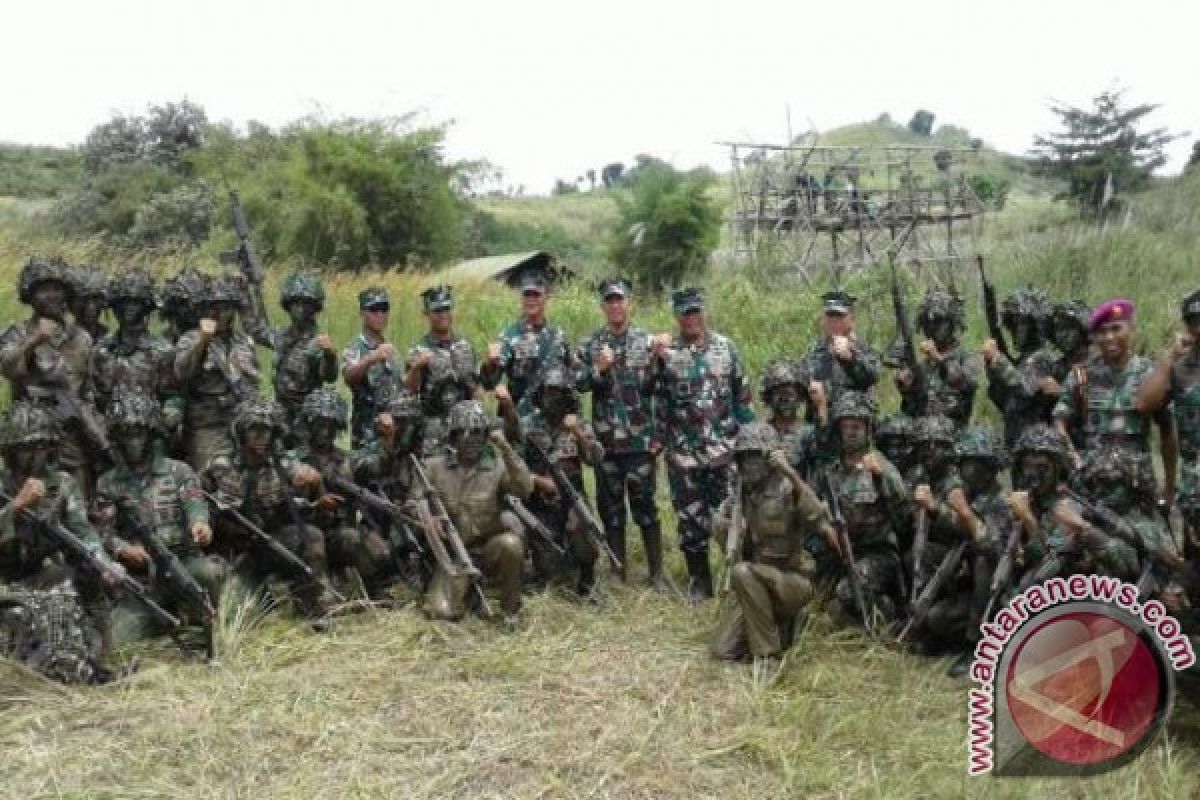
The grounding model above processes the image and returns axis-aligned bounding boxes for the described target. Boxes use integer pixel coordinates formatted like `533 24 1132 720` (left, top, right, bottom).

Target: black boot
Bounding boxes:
642 525 667 590
685 551 713 604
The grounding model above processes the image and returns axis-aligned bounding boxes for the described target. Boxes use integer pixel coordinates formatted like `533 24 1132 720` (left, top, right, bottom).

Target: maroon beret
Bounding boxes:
1088 298 1135 332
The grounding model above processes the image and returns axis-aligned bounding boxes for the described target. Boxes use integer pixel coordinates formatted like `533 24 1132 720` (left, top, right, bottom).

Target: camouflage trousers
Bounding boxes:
595 452 661 578
834 544 903 626
667 462 733 555
110 552 228 648
424 522 526 619
0 580 108 684
187 424 236 474
711 561 813 660
324 524 393 592
527 497 599 593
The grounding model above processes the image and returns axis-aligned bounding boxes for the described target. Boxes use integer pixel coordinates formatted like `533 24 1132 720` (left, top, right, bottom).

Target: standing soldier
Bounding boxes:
653 287 755 602
759 358 826 479
90 268 173 414
479 268 577 414
405 285 481 456
576 277 663 585
66 265 111 343
421 400 534 625
896 290 978 429
342 287 399 448
981 288 1056 447
173 275 261 472
93 390 227 647
711 423 828 671
800 290 881 416
1138 289 1200 562
0 256 106 496
1053 299 1177 501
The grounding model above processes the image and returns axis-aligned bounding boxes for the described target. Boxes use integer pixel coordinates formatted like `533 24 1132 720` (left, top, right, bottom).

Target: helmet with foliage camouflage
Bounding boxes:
205 274 244 307
759 358 807 400
831 390 876 425
385 388 423 421
953 426 1008 468
1012 423 1069 466
876 414 913 443
448 400 489 436
18 256 70 304
162 267 207 315
1001 287 1050 319
299 388 347 428
280 271 326 311
534 365 577 410
1081 444 1153 499
1052 300 1090 330
917 290 964 331
1 402 62 449
108 268 158 308
106 389 164 434
912 415 956 445
66 266 109 300
734 422 781 455
231 396 285 442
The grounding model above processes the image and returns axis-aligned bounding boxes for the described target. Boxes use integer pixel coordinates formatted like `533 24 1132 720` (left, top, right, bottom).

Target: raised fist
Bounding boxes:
314 333 334 353
487 341 503 364
199 318 217 337
980 338 998 365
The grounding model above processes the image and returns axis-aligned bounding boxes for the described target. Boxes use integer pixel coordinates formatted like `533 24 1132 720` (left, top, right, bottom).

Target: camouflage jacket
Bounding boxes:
898 344 978 429
0 469 102 580
966 485 1020 561
1053 354 1168 456
203 453 308 532
479 319 577 409
341 332 399 445
824 454 909 552
406 333 478 454
653 332 755 469
577 326 660 456
174 330 261 429
422 447 533 546
267 325 338 413
800 336 881 401
90 329 174 413
1169 348 1200 510
986 345 1059 446
292 445 355 528
93 454 208 554
519 410 604 493
713 472 829 571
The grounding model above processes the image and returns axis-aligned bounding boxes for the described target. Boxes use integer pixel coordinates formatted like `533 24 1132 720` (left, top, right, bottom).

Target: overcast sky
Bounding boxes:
2 0 1195 193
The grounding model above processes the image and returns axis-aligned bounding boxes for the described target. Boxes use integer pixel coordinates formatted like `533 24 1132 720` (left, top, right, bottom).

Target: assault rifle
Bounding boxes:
909 506 930 606
201 490 315 583
889 255 926 409
899 541 968 642
977 255 1014 363
718 475 745 597
981 520 1024 627
528 441 623 572
504 495 568 558
822 470 875 637
319 470 425 557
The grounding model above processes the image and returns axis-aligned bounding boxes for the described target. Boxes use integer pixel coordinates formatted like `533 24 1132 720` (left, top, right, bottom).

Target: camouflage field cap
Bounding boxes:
1 402 63 449
358 287 390 310
953 426 1008 468
822 289 856 315
18 256 70 303
734 422 781 454
108 268 158 307
422 285 453 312
831 390 876 424
913 414 956 445
596 277 631 301
671 287 705 314
107 389 164 433
1012 423 1070 465
1182 289 1200 321
299 387 348 428
281 271 326 310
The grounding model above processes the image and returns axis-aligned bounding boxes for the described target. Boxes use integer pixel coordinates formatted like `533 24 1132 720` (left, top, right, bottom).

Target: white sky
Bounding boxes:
2 0 1195 193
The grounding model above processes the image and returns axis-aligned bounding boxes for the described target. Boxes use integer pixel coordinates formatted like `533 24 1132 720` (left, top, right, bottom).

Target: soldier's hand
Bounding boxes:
494 384 512 407
914 484 935 511
33 317 60 344
563 414 580 433
861 452 884 476
292 465 322 488
191 521 213 547
808 380 826 408
412 347 432 369
314 333 334 353
199 318 217 338
822 524 843 560
1037 376 1061 396
831 335 853 361
373 343 396 363
118 543 150 569
981 338 998 365
486 341 503 364
596 345 615 373
649 441 664 458
376 411 395 443
651 333 672 357
1007 490 1032 519
12 477 46 512
100 564 127 589
535 475 559 501
316 493 344 513
896 368 913 388
919 338 939 360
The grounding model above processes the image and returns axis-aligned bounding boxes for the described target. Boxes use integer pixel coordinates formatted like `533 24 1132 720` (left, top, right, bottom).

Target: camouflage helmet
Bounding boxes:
876 414 914 442
1052 300 1090 330
204 275 243 308
107 268 158 308
230 396 285 441
912 415 956 445
106 389 164 434
66 266 109 300
1012 424 1070 466
1081 444 1154 498
734 422 781 455
953 426 1008 468
1 402 62 449
385 388 423 421
280 271 326 310
299 388 347 428
161 267 207 315
917 290 964 329
534 365 577 408
831 390 876 425
17 256 70 303
1002 287 1050 319
759 358 807 400
448 400 490 436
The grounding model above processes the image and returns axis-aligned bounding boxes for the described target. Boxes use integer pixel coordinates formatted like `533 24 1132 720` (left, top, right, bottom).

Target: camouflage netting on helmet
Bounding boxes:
161 267 208 316
386 388 423 420
912 414 956 444
281 271 326 309
1012 423 1069 465
108 268 157 307
954 426 1008 468
1 402 63 449
448 400 489 435
18 256 70 304
1052 300 1090 330
231 396 285 441
0 581 107 685
300 388 348 427
759 358 806 398
734 422 781 454
206 274 244 307
831 390 876 424
66 266 110 299
917 290 964 327
1002 287 1050 319
876 414 914 441
107 390 164 433
1081 443 1154 497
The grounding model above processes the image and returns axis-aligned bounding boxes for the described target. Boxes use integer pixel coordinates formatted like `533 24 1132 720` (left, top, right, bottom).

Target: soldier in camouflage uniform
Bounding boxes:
160 267 207 345
93 390 227 647
405 286 481 456
342 287 400 448
800 290 882 417
203 397 338 620
174 275 262 472
292 389 392 598
981 288 1056 447
653 287 756 601
876 414 918 486
0 580 111 684
896 290 978 429
822 392 910 627
1053 299 1176 500
421 401 534 623
711 424 828 667
520 367 605 598
575 277 663 584
1046 300 1092 452
90 268 174 414
480 268 578 415
0 256 106 498
251 272 339 446
66 264 111 343
759 358 825 480
1138 290 1200 563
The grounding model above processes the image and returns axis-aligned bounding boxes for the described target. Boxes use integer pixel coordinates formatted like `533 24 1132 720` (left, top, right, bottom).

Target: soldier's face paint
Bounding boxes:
10 443 52 478
114 300 150 329
242 425 273 464
393 419 418 452
926 317 957 347
310 420 338 450
206 303 236 333
767 385 800 417
1052 322 1086 355
541 388 574 419
1096 320 1132 363
72 296 105 328
119 428 152 466
838 418 870 454
1090 478 1132 513
877 438 911 470
959 459 996 496
916 441 951 476
1016 453 1058 497
737 452 770 486
287 299 318 328
1009 315 1039 351
1186 317 1200 342
456 431 486 465
31 282 67 321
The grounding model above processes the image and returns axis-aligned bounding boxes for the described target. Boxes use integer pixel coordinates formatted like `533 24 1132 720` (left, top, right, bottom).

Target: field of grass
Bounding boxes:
1 162 1200 798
